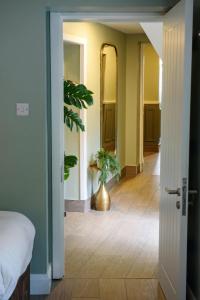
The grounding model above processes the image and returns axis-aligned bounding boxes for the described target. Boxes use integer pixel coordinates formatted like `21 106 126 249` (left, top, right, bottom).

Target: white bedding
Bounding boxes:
0 211 35 300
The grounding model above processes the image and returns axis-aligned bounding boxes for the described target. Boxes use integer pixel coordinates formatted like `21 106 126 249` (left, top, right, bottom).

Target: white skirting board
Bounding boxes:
30 265 52 295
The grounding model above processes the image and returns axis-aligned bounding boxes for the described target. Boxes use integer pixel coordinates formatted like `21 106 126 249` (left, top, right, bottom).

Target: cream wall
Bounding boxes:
63 22 126 196
64 42 80 83
103 46 117 103
125 34 149 167
143 43 159 103
63 42 80 200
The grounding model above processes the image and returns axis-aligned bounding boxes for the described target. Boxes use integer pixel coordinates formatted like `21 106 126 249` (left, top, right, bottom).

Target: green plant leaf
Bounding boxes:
63 79 94 180
64 80 94 109
95 148 121 184
64 155 78 167
64 155 78 181
64 106 85 132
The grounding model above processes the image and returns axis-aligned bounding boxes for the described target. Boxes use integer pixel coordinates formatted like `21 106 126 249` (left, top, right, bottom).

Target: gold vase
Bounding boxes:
95 183 111 211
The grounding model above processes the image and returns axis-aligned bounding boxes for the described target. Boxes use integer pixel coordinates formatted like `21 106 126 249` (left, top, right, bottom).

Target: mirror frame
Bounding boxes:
100 43 118 153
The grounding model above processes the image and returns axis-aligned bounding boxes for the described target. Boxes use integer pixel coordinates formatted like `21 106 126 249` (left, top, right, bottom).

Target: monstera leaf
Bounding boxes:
64 106 85 132
64 155 78 181
63 80 94 180
64 80 94 132
64 80 93 108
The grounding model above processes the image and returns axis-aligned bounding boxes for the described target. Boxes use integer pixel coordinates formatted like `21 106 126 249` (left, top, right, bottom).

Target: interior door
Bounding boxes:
159 1 193 299
51 13 65 279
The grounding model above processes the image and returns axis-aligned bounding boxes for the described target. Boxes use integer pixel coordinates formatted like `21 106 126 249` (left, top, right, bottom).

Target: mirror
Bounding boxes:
100 44 118 153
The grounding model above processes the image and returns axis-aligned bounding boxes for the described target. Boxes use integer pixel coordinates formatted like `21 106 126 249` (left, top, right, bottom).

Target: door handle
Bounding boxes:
165 186 198 211
165 188 198 196
165 187 181 196
165 187 181 210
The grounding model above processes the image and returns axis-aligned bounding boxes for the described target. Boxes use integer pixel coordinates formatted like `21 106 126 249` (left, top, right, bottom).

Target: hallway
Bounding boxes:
32 153 165 299
45 154 164 300
64 153 160 282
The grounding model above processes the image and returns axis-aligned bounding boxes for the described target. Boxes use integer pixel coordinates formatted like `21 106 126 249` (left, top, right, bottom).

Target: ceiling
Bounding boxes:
101 22 144 34
64 0 180 14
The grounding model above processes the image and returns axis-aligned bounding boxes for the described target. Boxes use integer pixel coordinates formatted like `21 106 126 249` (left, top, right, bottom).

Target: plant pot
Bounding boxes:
95 183 111 211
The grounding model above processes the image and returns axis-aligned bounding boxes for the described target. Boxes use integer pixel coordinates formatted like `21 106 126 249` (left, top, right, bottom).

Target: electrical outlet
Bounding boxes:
16 103 29 116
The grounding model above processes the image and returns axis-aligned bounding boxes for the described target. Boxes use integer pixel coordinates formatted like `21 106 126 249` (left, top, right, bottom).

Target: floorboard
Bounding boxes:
31 153 165 300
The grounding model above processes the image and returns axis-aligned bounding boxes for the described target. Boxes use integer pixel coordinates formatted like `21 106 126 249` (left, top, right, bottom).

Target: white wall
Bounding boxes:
64 42 80 83
63 43 81 200
140 22 163 59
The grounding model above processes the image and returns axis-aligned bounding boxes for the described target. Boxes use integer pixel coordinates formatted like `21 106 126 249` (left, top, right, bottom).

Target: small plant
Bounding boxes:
95 148 121 184
64 80 94 180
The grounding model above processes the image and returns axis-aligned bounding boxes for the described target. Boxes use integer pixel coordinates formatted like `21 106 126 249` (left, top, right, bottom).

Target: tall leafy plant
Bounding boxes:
64 80 94 180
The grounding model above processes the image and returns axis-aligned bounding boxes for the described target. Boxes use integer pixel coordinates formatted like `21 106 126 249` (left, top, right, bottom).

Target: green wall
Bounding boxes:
0 0 178 276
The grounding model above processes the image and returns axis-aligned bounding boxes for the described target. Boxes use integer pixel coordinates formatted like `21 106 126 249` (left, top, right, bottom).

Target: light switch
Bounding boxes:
16 103 29 116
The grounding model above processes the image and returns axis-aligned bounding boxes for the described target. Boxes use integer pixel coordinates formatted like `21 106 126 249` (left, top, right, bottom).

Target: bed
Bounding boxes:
0 211 35 300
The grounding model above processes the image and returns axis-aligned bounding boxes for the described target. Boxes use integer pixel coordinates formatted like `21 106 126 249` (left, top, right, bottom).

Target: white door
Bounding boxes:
51 13 65 279
159 0 193 299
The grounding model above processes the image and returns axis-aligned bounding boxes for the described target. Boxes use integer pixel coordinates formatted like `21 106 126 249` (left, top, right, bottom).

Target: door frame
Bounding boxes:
50 11 163 279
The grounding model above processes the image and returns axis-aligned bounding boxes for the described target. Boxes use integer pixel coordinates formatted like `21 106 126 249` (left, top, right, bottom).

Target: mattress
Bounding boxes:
0 211 35 300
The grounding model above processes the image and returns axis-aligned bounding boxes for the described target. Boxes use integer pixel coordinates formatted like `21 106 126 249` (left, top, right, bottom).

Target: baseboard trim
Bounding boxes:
65 198 90 212
30 265 52 295
144 143 160 152
121 165 141 178
187 285 196 300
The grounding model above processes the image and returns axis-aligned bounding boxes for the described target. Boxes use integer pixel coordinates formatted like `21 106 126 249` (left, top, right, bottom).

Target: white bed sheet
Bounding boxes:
0 211 35 300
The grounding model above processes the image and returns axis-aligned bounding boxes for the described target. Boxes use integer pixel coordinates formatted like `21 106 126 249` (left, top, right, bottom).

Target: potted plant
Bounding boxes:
92 148 121 211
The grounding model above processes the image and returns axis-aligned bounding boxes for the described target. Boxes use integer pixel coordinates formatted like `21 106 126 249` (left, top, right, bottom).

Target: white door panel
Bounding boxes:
159 0 193 299
51 13 65 279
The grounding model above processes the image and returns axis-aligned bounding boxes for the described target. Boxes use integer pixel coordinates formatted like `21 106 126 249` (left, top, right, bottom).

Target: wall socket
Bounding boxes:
16 103 29 116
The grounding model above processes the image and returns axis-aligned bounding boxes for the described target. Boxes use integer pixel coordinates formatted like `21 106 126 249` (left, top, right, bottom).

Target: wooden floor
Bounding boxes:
31 153 165 300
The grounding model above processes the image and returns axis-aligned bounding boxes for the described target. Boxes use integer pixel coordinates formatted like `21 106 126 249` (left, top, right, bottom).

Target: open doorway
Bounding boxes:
50 2 193 299
61 20 163 298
